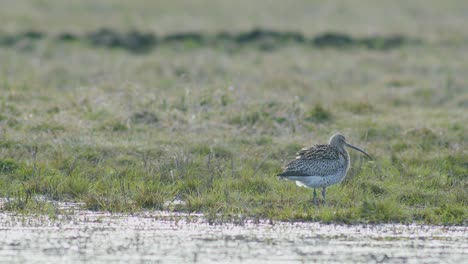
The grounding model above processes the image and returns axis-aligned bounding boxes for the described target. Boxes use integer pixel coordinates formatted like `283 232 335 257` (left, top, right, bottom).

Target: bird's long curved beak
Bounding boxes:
345 143 371 159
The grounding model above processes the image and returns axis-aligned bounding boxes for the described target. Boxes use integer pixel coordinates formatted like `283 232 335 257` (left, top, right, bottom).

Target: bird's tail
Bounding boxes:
277 171 290 180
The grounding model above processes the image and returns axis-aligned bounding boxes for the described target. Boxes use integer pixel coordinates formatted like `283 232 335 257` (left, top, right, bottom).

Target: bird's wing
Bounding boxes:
297 144 340 160
281 145 345 177
278 170 309 177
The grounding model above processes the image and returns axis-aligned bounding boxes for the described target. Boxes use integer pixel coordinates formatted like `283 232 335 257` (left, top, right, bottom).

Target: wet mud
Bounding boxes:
0 209 466 264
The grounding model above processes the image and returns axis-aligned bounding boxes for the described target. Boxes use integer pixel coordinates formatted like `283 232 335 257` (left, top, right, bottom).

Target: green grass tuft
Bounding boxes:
304 104 332 123
0 159 20 173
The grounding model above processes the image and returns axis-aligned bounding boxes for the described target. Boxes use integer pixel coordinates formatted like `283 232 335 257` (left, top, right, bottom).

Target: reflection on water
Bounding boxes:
0 209 466 264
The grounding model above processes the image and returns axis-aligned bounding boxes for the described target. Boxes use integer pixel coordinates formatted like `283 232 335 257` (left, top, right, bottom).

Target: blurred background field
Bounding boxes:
0 0 466 224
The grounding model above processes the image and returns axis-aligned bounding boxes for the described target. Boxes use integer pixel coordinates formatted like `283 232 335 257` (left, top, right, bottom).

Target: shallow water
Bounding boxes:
0 209 466 264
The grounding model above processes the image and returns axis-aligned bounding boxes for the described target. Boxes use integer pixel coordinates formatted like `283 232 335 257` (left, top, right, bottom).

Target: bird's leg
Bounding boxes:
322 187 326 204
313 188 318 206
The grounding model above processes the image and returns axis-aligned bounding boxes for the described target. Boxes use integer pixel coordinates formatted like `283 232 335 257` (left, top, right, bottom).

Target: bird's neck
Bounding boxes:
339 148 350 170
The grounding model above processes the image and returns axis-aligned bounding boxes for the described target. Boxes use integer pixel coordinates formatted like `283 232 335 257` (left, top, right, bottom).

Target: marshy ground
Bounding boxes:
1 206 467 263
0 0 467 226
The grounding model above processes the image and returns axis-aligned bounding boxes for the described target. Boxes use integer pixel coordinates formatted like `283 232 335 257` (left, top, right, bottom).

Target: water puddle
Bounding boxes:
0 204 466 263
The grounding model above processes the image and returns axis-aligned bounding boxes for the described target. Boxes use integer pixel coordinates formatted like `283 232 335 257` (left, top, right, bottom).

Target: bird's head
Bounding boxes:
329 133 371 158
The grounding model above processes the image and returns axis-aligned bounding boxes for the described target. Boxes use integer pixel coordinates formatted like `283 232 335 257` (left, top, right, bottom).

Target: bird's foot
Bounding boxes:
313 197 318 206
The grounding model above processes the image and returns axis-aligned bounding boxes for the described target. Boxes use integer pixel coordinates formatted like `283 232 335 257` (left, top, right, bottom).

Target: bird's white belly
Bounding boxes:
287 170 347 188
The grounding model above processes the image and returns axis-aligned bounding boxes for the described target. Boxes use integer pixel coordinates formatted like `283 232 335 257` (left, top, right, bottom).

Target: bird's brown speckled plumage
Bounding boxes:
281 144 349 177
278 133 370 205
297 144 340 160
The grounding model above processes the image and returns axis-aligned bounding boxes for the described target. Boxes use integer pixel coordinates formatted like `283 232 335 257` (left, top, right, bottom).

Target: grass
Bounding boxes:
0 0 467 225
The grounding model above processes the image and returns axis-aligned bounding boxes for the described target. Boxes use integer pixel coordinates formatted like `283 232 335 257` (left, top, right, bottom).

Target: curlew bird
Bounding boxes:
278 133 370 205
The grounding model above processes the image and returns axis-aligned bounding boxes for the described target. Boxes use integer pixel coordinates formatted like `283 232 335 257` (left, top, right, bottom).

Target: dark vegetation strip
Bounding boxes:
0 28 420 53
